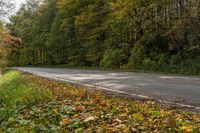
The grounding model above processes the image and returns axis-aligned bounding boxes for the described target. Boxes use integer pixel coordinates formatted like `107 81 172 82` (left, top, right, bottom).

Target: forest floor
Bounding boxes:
0 70 200 132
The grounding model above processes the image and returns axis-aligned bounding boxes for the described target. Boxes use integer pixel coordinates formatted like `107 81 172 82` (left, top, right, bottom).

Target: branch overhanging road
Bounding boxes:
14 67 200 110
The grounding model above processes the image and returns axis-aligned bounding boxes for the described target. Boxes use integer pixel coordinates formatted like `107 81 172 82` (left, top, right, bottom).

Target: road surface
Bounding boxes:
15 67 200 109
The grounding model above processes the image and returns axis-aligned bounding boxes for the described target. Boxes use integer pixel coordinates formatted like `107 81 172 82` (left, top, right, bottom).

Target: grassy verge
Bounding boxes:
0 71 52 131
0 70 200 132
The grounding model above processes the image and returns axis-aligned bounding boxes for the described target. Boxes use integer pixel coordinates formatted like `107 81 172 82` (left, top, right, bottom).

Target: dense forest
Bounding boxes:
6 0 200 74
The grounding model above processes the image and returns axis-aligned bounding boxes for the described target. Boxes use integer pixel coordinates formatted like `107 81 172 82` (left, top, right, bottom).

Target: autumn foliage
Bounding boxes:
0 31 21 52
0 25 21 73
7 0 200 75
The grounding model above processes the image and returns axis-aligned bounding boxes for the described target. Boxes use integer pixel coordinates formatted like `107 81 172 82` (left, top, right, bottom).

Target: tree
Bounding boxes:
8 0 51 66
0 22 20 74
0 23 7 74
7 0 200 74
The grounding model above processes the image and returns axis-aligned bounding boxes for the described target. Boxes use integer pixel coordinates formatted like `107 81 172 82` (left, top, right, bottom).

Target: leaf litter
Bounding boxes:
1 72 200 132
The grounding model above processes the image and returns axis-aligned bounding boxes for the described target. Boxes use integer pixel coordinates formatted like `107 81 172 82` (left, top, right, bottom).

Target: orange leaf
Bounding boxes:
62 119 70 125
75 106 84 111
85 100 94 106
100 100 107 106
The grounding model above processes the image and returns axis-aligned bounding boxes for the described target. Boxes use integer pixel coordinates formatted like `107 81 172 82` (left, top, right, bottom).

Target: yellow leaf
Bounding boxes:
180 126 193 132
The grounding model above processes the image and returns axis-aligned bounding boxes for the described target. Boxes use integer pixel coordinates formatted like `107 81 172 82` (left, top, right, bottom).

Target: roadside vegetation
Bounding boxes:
6 0 200 75
0 70 200 132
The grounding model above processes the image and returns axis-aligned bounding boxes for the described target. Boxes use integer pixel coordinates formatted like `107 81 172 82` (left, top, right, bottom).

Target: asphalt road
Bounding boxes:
15 67 200 109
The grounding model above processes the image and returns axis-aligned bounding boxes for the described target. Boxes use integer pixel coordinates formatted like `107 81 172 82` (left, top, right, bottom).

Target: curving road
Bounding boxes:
15 67 200 109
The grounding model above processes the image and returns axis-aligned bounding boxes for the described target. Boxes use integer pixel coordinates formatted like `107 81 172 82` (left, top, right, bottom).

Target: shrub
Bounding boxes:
141 58 158 71
100 49 123 69
0 48 8 74
125 43 146 69
178 57 200 75
154 53 169 65
169 54 182 65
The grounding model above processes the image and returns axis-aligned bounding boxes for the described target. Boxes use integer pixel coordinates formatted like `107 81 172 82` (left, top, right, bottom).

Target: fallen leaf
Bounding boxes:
61 119 70 125
131 127 138 133
115 118 122 123
100 100 107 106
84 100 94 106
165 116 176 128
75 106 84 111
116 124 126 129
84 116 96 122
180 125 193 132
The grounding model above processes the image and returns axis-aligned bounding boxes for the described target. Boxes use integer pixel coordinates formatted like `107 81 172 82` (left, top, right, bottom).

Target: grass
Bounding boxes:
0 71 52 127
0 70 200 132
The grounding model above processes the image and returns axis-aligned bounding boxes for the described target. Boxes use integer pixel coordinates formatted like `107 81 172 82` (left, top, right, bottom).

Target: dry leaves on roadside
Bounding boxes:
1 72 200 132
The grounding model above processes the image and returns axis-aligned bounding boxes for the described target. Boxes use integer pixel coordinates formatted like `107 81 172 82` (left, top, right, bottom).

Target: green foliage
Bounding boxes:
125 43 146 69
139 55 200 75
100 49 123 69
46 12 67 64
0 23 8 73
169 54 183 65
0 71 52 122
0 46 7 71
6 0 200 75
169 56 200 75
141 59 160 71
140 53 169 71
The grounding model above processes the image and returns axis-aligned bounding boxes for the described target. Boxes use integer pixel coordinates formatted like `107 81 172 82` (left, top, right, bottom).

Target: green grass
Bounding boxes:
0 71 52 123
